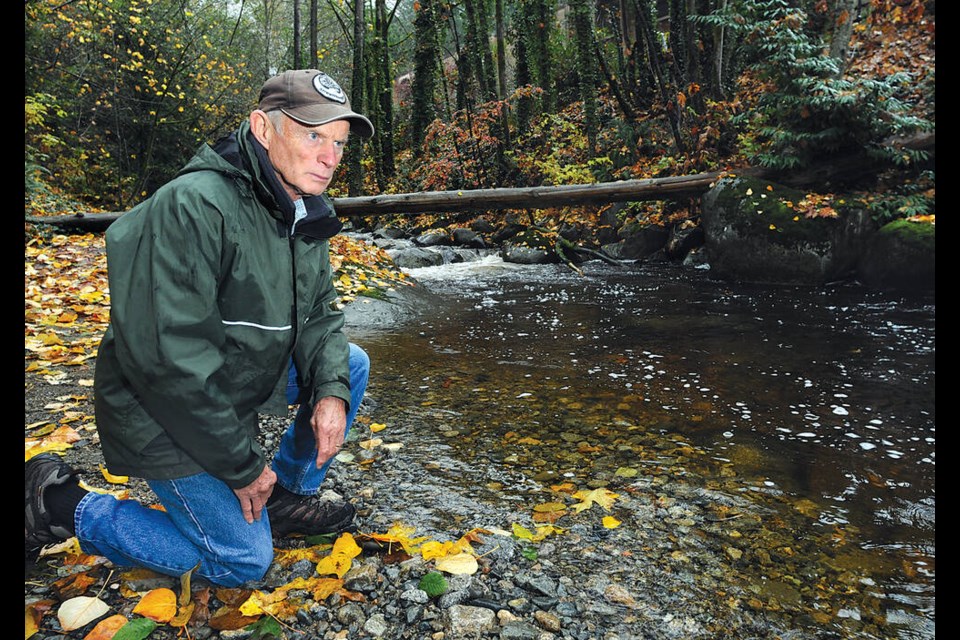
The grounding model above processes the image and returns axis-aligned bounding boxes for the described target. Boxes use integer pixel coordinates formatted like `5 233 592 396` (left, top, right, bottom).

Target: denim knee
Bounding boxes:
212 538 274 586
349 343 370 388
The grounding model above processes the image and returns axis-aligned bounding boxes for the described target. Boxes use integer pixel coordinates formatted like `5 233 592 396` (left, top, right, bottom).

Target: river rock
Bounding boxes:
446 603 498 636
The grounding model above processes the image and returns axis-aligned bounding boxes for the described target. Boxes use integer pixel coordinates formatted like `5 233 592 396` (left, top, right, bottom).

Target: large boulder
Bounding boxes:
857 219 935 292
701 176 875 286
501 228 560 265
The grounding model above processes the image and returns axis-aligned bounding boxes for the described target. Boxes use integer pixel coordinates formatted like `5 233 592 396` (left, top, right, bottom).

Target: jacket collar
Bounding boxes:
212 121 343 240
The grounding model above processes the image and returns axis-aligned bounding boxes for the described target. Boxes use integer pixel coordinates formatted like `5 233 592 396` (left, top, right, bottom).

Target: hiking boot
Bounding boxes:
267 490 356 538
25 453 80 553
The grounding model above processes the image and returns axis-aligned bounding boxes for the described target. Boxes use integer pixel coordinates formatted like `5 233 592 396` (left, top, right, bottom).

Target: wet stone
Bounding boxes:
498 620 542 640
364 613 390 637
584 601 621 617
401 587 430 604
446 604 497 636
515 571 558 597
531 595 559 609
533 610 562 632
438 586 471 609
405 604 423 624
336 602 365 626
343 561 380 592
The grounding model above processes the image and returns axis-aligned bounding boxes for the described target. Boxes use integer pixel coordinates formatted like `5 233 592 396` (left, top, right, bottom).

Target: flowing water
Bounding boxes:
347 250 934 639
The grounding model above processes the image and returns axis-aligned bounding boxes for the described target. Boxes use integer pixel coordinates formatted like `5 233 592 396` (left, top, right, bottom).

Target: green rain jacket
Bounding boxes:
93 120 351 489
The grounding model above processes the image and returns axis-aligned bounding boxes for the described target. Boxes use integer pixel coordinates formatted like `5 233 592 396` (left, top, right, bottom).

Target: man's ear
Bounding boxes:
249 110 272 148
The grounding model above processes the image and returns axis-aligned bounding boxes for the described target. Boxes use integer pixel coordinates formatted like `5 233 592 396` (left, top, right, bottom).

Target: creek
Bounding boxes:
343 245 935 640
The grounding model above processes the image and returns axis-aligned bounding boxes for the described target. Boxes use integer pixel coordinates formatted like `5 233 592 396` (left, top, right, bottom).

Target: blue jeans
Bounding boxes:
75 343 370 586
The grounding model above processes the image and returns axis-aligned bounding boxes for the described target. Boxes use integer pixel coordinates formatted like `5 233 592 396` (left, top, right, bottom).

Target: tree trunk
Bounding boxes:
411 0 442 150
494 0 511 149
293 0 301 69
571 0 598 150
827 0 858 74
347 0 366 195
495 0 507 100
374 0 395 184
309 0 318 68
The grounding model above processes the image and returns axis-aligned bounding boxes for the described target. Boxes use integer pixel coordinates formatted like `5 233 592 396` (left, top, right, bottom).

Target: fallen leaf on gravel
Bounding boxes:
316 532 362 577
58 595 110 631
25 600 54 639
239 589 287 616
99 464 129 484
434 552 478 575
512 522 564 542
208 605 260 631
359 437 383 450
132 588 176 622
82 613 128 639
312 577 344 601
168 602 195 628
334 450 356 463
38 537 83 557
52 571 98 599
571 487 619 512
110 617 157 639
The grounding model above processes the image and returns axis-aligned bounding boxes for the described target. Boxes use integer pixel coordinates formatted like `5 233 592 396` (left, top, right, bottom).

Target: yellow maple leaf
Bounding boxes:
571 488 619 513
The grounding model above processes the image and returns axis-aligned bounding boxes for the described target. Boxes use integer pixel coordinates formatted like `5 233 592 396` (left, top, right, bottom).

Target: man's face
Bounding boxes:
265 115 351 200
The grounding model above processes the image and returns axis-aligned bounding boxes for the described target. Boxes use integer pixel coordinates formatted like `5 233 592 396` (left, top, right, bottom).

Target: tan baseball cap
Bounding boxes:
258 69 374 138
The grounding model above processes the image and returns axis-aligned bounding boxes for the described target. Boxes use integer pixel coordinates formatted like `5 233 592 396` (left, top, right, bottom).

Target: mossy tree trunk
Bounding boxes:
411 0 443 152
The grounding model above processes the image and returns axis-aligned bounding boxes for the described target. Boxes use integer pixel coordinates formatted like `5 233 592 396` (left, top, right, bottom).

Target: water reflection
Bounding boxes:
353 255 934 638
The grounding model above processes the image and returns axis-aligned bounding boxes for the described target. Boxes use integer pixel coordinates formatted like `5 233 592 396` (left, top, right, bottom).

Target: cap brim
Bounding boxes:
281 106 374 138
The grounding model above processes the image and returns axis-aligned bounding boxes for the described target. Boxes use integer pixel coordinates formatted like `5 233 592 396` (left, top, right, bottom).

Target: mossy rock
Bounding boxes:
701 176 874 286
857 219 935 293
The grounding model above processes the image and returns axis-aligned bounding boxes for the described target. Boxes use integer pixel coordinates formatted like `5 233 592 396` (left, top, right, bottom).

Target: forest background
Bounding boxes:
25 0 934 244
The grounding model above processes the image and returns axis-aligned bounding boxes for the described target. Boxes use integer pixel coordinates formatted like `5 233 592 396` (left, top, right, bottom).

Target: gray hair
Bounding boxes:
266 110 285 132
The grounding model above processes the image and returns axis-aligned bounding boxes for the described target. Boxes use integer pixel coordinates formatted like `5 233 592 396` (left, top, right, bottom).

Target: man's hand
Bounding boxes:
233 465 277 524
311 396 347 468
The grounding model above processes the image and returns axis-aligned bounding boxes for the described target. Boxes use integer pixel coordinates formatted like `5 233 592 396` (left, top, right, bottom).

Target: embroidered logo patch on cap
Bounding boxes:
313 73 347 104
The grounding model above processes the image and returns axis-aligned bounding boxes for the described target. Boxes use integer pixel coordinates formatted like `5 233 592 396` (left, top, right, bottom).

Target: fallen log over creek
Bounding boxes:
24 172 724 233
